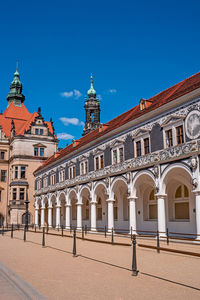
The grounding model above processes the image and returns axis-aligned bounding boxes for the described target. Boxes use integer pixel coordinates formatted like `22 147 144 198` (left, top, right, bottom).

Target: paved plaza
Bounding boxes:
0 230 199 299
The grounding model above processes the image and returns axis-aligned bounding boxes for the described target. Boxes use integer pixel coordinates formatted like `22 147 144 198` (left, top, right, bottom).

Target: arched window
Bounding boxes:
174 185 189 220
97 196 102 220
22 213 31 224
148 189 157 220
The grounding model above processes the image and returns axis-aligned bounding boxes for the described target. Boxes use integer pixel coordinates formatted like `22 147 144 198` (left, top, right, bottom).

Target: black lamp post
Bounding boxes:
25 190 29 231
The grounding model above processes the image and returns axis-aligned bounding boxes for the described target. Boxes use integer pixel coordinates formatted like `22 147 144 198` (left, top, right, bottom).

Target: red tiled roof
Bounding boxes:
36 71 200 172
0 102 55 138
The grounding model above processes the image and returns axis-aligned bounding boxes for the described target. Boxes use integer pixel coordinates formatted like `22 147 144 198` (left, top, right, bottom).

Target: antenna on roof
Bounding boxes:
16 60 19 72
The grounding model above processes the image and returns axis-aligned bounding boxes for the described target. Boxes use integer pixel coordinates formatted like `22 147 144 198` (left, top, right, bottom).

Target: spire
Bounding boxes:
7 66 25 107
87 74 96 98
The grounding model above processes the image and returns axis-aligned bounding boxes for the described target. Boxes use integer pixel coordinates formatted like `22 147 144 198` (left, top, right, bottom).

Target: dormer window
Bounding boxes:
59 169 65 182
140 99 146 111
50 173 56 185
94 153 104 170
43 177 48 188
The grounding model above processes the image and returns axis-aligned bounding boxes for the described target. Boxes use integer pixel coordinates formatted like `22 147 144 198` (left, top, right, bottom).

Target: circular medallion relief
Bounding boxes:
185 110 200 139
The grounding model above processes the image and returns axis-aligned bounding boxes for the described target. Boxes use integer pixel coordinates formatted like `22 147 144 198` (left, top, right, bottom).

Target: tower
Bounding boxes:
83 75 101 136
7 67 25 107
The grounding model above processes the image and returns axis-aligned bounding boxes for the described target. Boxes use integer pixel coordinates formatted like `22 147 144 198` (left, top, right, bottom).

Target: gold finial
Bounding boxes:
90 73 93 86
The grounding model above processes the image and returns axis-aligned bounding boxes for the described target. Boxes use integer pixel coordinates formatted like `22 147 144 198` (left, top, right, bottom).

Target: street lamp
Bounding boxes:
25 190 29 231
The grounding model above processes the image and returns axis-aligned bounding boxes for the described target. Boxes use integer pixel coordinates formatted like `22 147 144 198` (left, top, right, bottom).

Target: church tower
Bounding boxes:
7 68 25 107
83 75 101 136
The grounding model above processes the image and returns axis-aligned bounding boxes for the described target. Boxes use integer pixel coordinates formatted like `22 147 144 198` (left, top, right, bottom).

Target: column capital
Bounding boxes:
155 193 167 199
128 196 137 201
56 205 61 208
106 198 115 203
76 202 83 206
48 206 53 209
90 201 97 205
192 190 200 196
41 206 45 210
65 203 71 207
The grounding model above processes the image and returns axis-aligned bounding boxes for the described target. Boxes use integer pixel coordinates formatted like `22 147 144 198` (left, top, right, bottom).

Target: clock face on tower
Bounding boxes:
185 110 200 139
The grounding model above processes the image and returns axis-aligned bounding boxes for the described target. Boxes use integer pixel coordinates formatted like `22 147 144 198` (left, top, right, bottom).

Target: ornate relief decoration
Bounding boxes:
185 110 200 139
132 128 150 138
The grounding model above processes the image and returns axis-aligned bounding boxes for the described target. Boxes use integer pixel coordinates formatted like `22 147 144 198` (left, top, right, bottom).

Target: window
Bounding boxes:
35 128 39 135
112 146 124 165
94 154 104 170
44 177 48 188
40 129 43 135
136 141 141 157
59 169 65 182
148 189 157 220
40 148 44 157
13 188 17 200
176 125 184 145
0 152 5 160
97 197 102 220
144 138 150 155
174 185 189 220
166 129 173 147
14 166 18 179
20 166 26 179
19 188 25 200
37 180 42 190
163 119 185 148
69 166 76 179
50 174 56 185
0 170 7 182
80 160 88 175
34 147 39 156
134 134 151 157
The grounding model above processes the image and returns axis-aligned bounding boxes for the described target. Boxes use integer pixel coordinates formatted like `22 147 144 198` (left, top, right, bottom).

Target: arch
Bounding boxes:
59 191 66 203
132 170 156 197
161 163 192 194
80 185 91 196
94 181 107 195
111 176 128 195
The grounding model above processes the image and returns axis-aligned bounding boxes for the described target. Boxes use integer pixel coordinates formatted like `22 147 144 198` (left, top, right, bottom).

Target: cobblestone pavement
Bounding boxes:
0 229 199 300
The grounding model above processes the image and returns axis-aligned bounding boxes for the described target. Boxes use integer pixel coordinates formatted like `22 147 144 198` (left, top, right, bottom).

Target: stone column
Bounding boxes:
65 204 71 229
48 206 52 228
35 208 39 226
194 191 200 239
56 205 61 229
41 207 45 227
156 194 167 237
90 201 97 231
77 203 82 230
107 198 114 232
128 196 137 234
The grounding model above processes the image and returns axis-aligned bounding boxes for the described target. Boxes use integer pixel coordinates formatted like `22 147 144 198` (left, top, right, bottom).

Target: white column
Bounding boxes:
41 207 45 227
65 204 71 229
91 201 97 231
56 205 61 228
35 208 39 226
128 196 137 234
48 206 52 227
77 203 82 230
156 194 167 237
194 191 200 239
107 199 114 232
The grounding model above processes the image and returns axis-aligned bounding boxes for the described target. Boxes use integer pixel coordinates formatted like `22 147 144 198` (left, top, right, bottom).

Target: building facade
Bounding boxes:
34 73 200 238
0 69 58 225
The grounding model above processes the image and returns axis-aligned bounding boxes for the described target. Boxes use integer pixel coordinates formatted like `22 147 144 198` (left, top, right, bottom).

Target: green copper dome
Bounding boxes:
87 75 96 98
7 68 25 106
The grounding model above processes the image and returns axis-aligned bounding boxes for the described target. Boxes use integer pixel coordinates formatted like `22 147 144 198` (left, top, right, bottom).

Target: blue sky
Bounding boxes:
0 0 200 148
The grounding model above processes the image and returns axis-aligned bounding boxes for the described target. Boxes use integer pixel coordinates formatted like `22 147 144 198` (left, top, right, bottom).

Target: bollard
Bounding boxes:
42 227 45 247
105 225 107 238
18 224 20 230
62 225 64 237
73 229 77 257
35 225 37 233
47 223 49 234
131 226 133 240
2 225 4 236
11 224 13 239
70 225 72 234
24 226 26 242
85 225 87 235
82 226 84 240
132 235 139 276
157 230 160 253
111 228 114 244
166 228 169 245
7 223 8 230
